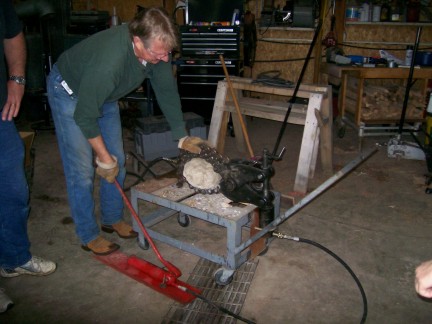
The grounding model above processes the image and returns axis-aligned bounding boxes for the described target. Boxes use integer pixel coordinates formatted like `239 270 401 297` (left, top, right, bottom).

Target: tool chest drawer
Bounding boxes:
180 25 240 58
177 58 241 121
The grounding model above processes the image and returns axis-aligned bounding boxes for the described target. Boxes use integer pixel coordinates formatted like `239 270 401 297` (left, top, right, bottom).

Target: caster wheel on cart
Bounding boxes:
177 213 191 227
258 246 269 256
337 125 346 138
214 268 234 286
138 238 149 250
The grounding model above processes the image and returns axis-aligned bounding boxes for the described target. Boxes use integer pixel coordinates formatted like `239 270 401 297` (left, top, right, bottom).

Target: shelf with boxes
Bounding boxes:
321 64 432 140
342 22 432 47
345 22 432 26
318 2 432 147
345 0 426 24
334 0 432 48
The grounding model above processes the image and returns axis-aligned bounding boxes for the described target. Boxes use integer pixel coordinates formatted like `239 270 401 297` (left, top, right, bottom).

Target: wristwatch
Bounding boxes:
9 75 26 85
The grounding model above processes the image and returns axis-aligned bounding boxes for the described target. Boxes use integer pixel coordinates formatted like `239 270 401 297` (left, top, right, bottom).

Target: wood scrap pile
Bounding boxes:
345 79 425 121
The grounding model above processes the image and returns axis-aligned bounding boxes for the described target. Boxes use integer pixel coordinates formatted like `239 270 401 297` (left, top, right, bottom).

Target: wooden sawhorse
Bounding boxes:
208 77 333 194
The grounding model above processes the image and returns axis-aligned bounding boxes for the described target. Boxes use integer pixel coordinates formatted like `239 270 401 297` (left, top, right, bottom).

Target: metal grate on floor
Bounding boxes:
162 258 258 324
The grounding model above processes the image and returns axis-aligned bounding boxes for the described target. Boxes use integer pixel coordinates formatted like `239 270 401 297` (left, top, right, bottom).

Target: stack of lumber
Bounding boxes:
345 80 425 121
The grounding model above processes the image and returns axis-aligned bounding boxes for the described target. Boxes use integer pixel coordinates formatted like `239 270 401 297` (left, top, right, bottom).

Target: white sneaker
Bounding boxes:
0 256 56 278
0 288 13 313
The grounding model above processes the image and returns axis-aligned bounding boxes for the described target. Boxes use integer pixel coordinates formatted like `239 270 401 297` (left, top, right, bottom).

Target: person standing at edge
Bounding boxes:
415 260 432 298
46 7 187 255
0 0 57 312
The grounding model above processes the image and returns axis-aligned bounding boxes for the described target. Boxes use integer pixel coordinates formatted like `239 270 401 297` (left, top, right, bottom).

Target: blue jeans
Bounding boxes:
0 118 31 269
47 64 126 245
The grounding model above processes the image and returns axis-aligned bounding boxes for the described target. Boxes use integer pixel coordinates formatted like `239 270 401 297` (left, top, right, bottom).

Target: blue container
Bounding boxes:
345 7 360 21
347 55 363 64
415 51 432 66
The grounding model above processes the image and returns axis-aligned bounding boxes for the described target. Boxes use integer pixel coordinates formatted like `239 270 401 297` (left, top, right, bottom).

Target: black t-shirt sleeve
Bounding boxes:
1 0 23 39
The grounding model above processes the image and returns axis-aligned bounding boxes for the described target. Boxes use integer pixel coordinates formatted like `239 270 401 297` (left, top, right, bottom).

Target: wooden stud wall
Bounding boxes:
331 2 432 89
66 1 432 87
245 0 332 85
334 0 432 59
253 29 317 84
342 25 432 57
80 0 427 91
69 0 330 85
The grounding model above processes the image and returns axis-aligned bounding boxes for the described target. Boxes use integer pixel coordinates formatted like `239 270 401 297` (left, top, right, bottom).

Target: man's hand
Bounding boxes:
178 136 210 154
3 31 26 121
95 155 119 183
2 80 25 121
415 260 432 298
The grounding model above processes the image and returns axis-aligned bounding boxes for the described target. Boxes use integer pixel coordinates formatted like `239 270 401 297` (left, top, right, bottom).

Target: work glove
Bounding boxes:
95 155 119 183
178 136 210 154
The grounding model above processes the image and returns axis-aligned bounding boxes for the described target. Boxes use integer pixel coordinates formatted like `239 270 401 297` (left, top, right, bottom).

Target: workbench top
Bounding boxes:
321 63 432 80
133 177 257 220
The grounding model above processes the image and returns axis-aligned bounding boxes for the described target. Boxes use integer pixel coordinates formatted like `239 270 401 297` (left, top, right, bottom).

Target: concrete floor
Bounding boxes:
2 114 432 323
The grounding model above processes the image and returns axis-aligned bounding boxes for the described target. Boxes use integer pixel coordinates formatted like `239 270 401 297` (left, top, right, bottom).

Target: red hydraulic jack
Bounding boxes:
94 179 200 304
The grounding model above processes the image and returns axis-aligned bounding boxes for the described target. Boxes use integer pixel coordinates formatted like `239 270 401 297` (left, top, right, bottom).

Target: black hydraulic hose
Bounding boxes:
398 26 422 135
124 154 177 191
186 233 368 324
273 233 368 324
184 287 256 324
272 19 323 156
299 238 368 324
188 231 368 323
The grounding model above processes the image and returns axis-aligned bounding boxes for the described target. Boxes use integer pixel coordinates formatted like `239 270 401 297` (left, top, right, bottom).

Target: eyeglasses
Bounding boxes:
146 47 171 60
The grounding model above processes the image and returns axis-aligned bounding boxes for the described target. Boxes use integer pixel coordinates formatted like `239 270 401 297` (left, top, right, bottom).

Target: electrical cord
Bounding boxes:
252 70 294 88
254 55 325 63
272 231 368 324
183 287 256 324
181 229 368 323
172 5 185 21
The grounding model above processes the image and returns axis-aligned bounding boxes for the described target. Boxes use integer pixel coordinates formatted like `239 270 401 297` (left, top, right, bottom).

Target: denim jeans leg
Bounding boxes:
98 101 126 225
0 119 31 269
47 66 99 245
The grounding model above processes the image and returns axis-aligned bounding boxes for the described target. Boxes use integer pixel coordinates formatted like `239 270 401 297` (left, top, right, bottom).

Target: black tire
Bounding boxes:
337 125 346 138
214 268 234 286
177 213 191 227
138 238 149 250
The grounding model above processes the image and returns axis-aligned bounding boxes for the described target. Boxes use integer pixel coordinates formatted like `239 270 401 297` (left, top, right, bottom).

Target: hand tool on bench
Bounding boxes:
94 179 200 304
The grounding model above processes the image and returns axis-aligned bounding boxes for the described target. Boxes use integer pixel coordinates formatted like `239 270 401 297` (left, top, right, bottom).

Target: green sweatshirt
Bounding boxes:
56 24 186 140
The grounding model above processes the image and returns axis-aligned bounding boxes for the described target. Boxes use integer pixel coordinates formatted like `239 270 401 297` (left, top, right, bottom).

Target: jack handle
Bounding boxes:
114 180 182 279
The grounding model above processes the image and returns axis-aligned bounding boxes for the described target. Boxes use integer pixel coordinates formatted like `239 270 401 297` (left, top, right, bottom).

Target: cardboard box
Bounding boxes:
19 131 35 168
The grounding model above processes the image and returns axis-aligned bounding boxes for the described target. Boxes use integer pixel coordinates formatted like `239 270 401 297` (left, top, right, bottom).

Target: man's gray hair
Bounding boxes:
128 7 178 50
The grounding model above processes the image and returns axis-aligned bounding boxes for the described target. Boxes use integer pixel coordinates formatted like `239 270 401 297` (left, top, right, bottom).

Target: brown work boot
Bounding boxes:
82 236 120 255
101 221 138 239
